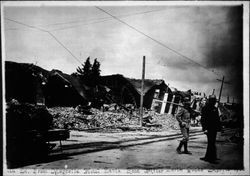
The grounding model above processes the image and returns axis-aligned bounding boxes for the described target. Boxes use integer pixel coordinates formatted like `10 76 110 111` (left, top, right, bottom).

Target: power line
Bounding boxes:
5 18 48 32
157 60 221 76
41 17 110 27
41 8 168 28
50 18 113 32
5 28 26 31
5 18 82 65
5 11 223 77
5 8 168 32
49 8 169 32
6 9 166 31
6 18 234 33
47 31 82 64
95 6 221 77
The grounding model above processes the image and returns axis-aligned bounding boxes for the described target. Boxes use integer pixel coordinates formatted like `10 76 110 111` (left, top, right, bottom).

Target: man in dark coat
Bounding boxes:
176 96 192 155
200 95 221 164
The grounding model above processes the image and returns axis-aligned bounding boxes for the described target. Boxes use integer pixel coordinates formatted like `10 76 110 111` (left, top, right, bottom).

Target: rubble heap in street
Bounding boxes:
48 106 179 132
144 111 180 130
49 107 137 131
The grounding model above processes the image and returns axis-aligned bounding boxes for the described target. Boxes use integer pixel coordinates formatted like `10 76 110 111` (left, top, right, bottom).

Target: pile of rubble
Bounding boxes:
49 107 138 130
143 111 179 131
49 106 179 132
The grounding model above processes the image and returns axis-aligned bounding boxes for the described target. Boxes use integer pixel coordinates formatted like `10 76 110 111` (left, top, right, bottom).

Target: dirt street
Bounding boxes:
21 128 243 170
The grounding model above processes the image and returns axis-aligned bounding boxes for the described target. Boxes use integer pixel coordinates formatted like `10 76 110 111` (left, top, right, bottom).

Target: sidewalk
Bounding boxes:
49 127 203 156
20 127 243 170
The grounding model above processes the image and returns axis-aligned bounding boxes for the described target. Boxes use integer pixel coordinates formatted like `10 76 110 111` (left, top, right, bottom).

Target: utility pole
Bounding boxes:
140 56 145 127
217 75 230 104
212 89 215 95
218 76 224 104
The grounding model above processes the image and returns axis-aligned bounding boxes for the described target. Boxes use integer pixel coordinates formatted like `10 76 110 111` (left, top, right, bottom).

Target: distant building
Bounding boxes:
99 74 139 106
100 74 172 110
127 78 172 110
6 61 197 114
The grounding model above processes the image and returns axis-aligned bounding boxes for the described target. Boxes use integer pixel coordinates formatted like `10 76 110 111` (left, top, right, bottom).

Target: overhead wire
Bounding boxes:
50 18 113 32
47 31 83 64
5 27 26 31
44 8 169 32
47 17 235 32
5 18 82 65
4 8 171 65
6 19 234 33
5 18 48 33
95 6 221 77
5 9 223 77
40 8 168 28
5 8 169 32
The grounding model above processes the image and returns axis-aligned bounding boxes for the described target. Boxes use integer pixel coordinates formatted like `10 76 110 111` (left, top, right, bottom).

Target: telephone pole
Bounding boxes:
140 56 145 127
227 95 230 103
216 75 230 104
212 89 215 95
217 76 224 104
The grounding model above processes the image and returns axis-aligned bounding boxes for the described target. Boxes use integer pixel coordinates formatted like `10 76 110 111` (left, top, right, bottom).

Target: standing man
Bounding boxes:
176 96 192 154
200 95 221 164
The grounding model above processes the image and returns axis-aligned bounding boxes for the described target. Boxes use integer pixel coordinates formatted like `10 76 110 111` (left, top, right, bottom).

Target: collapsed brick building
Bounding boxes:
5 61 197 114
99 74 172 110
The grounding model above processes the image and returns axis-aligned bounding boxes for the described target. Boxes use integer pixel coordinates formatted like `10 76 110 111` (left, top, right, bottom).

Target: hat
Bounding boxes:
209 95 217 99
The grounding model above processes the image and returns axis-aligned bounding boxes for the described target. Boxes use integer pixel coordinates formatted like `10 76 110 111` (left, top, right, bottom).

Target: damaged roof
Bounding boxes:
126 78 171 94
50 69 89 100
5 61 88 102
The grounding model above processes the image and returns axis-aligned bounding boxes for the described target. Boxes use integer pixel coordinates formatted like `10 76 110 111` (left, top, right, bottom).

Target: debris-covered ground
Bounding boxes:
48 107 180 132
21 128 244 170
5 101 243 169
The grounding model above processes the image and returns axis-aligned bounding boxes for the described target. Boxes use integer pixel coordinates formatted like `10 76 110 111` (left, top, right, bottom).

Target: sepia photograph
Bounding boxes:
1 1 249 175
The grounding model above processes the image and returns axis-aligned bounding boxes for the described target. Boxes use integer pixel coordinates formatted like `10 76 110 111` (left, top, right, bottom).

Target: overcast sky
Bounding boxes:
3 3 245 103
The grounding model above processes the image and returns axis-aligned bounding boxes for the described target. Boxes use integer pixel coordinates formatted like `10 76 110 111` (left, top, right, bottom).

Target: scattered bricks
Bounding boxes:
49 107 179 132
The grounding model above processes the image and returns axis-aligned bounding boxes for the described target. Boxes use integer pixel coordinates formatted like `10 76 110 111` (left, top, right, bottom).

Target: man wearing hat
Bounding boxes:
176 96 192 154
200 95 221 164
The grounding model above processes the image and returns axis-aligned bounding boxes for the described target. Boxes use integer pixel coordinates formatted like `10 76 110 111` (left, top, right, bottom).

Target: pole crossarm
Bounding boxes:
216 79 231 85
